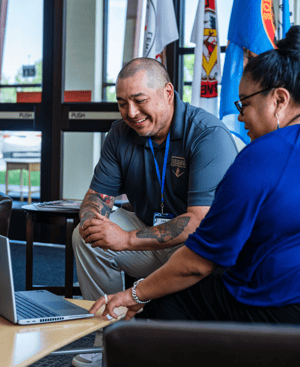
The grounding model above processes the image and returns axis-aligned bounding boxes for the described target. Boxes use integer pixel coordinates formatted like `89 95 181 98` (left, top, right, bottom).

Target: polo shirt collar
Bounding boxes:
130 91 186 146
171 91 186 140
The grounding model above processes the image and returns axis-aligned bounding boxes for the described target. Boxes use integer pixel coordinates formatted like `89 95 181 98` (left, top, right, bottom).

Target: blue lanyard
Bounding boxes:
148 132 170 214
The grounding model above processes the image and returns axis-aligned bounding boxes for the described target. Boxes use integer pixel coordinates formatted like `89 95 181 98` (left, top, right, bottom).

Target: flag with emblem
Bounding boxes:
190 0 221 117
219 0 276 145
143 0 179 62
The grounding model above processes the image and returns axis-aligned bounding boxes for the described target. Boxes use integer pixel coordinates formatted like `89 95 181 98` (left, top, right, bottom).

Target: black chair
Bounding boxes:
103 320 300 367
0 193 13 237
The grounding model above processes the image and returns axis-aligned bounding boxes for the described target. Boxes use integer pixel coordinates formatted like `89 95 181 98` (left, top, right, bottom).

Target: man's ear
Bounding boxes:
164 82 174 104
274 87 290 115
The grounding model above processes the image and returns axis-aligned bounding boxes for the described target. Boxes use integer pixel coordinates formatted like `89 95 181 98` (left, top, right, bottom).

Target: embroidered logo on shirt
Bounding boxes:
171 156 186 177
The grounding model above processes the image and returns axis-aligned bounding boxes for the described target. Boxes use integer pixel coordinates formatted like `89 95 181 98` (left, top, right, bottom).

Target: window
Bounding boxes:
0 0 43 103
104 0 128 101
63 0 127 103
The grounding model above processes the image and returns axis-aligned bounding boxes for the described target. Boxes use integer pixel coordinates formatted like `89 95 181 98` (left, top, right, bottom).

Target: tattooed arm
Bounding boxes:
82 205 210 251
128 206 210 251
80 188 116 221
79 188 115 237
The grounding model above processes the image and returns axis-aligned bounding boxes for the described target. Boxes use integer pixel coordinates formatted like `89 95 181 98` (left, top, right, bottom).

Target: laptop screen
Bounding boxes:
0 235 18 323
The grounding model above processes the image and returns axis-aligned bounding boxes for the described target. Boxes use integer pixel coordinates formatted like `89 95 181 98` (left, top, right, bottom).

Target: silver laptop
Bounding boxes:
0 235 94 325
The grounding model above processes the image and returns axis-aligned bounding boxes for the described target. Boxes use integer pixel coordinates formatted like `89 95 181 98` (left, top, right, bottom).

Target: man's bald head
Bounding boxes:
117 58 171 90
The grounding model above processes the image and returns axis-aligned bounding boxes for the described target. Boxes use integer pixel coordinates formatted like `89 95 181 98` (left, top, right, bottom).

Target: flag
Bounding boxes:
219 0 276 145
190 0 221 117
278 0 292 39
143 0 179 62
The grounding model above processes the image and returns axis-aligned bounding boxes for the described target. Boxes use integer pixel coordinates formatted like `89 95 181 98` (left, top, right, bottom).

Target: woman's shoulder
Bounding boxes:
237 127 299 160
227 127 299 185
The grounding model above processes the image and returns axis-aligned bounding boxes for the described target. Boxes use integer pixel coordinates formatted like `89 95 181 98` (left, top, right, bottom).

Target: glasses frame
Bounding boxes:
234 88 271 116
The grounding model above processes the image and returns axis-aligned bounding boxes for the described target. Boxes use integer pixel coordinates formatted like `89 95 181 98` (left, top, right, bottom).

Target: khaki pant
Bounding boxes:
72 208 183 301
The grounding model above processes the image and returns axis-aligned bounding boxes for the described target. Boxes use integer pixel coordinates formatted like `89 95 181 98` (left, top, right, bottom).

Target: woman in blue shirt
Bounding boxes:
90 26 300 324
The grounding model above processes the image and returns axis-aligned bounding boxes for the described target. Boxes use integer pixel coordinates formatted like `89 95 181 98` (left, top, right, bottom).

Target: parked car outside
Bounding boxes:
1 131 42 159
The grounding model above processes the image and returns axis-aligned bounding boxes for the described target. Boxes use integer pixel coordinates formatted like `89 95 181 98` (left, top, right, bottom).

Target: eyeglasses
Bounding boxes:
234 88 271 116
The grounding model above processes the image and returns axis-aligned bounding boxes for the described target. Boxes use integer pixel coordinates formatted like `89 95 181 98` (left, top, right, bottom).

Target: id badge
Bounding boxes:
153 212 175 226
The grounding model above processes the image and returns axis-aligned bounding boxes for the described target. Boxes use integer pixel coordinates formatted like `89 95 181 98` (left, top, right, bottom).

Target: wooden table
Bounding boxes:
5 159 41 204
0 298 126 367
22 204 80 298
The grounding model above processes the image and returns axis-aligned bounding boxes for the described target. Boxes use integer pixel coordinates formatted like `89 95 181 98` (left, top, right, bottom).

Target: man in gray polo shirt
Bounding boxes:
72 57 237 367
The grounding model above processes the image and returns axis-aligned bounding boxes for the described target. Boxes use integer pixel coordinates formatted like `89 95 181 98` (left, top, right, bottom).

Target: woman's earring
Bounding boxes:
276 113 280 130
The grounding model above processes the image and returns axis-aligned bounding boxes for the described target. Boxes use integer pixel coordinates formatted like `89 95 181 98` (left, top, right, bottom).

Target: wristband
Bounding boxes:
132 278 151 304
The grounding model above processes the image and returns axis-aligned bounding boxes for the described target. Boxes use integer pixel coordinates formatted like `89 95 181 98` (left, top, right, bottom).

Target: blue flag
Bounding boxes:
219 0 276 145
282 0 291 38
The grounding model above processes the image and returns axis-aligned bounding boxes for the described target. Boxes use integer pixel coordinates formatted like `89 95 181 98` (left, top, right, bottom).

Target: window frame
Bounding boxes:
0 0 227 202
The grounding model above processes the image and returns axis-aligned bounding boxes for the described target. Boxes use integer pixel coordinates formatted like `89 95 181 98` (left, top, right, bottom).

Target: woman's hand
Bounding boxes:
89 288 144 320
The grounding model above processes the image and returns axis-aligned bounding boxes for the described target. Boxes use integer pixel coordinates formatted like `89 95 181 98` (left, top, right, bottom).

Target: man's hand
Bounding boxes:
79 212 106 239
78 189 116 239
89 288 144 320
81 213 131 251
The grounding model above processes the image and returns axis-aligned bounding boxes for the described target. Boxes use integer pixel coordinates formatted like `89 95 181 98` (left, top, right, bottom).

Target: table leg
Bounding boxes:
5 167 8 195
20 169 24 202
65 218 75 298
28 165 32 204
26 213 34 291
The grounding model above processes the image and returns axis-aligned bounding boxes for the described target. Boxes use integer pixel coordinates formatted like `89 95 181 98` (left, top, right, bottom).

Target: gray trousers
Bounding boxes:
72 208 183 301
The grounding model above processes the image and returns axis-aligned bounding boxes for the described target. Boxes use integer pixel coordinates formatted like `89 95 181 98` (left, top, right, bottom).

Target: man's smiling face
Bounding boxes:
116 70 174 144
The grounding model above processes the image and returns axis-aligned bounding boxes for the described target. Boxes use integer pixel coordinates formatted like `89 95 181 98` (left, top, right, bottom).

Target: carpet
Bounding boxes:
30 332 97 367
10 241 78 291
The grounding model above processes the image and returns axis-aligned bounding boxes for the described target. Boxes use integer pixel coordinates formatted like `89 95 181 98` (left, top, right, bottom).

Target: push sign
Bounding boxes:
22 65 36 78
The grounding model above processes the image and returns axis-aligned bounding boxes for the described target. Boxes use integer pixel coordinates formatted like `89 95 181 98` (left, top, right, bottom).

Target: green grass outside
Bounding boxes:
0 170 40 186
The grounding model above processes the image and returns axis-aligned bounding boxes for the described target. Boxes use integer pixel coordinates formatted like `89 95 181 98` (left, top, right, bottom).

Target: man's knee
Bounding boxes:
72 223 84 251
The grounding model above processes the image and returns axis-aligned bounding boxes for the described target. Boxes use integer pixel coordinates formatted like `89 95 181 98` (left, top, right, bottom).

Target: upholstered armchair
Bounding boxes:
103 320 300 367
0 193 13 237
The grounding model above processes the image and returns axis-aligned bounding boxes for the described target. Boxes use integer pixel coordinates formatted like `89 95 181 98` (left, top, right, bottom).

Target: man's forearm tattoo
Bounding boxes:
80 192 115 225
100 193 114 206
136 217 190 243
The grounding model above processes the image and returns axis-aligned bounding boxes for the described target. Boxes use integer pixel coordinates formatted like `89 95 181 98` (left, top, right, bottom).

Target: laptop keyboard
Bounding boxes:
15 293 57 319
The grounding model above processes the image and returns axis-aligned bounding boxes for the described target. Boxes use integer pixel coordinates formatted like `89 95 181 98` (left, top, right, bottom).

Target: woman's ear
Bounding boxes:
274 87 290 115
